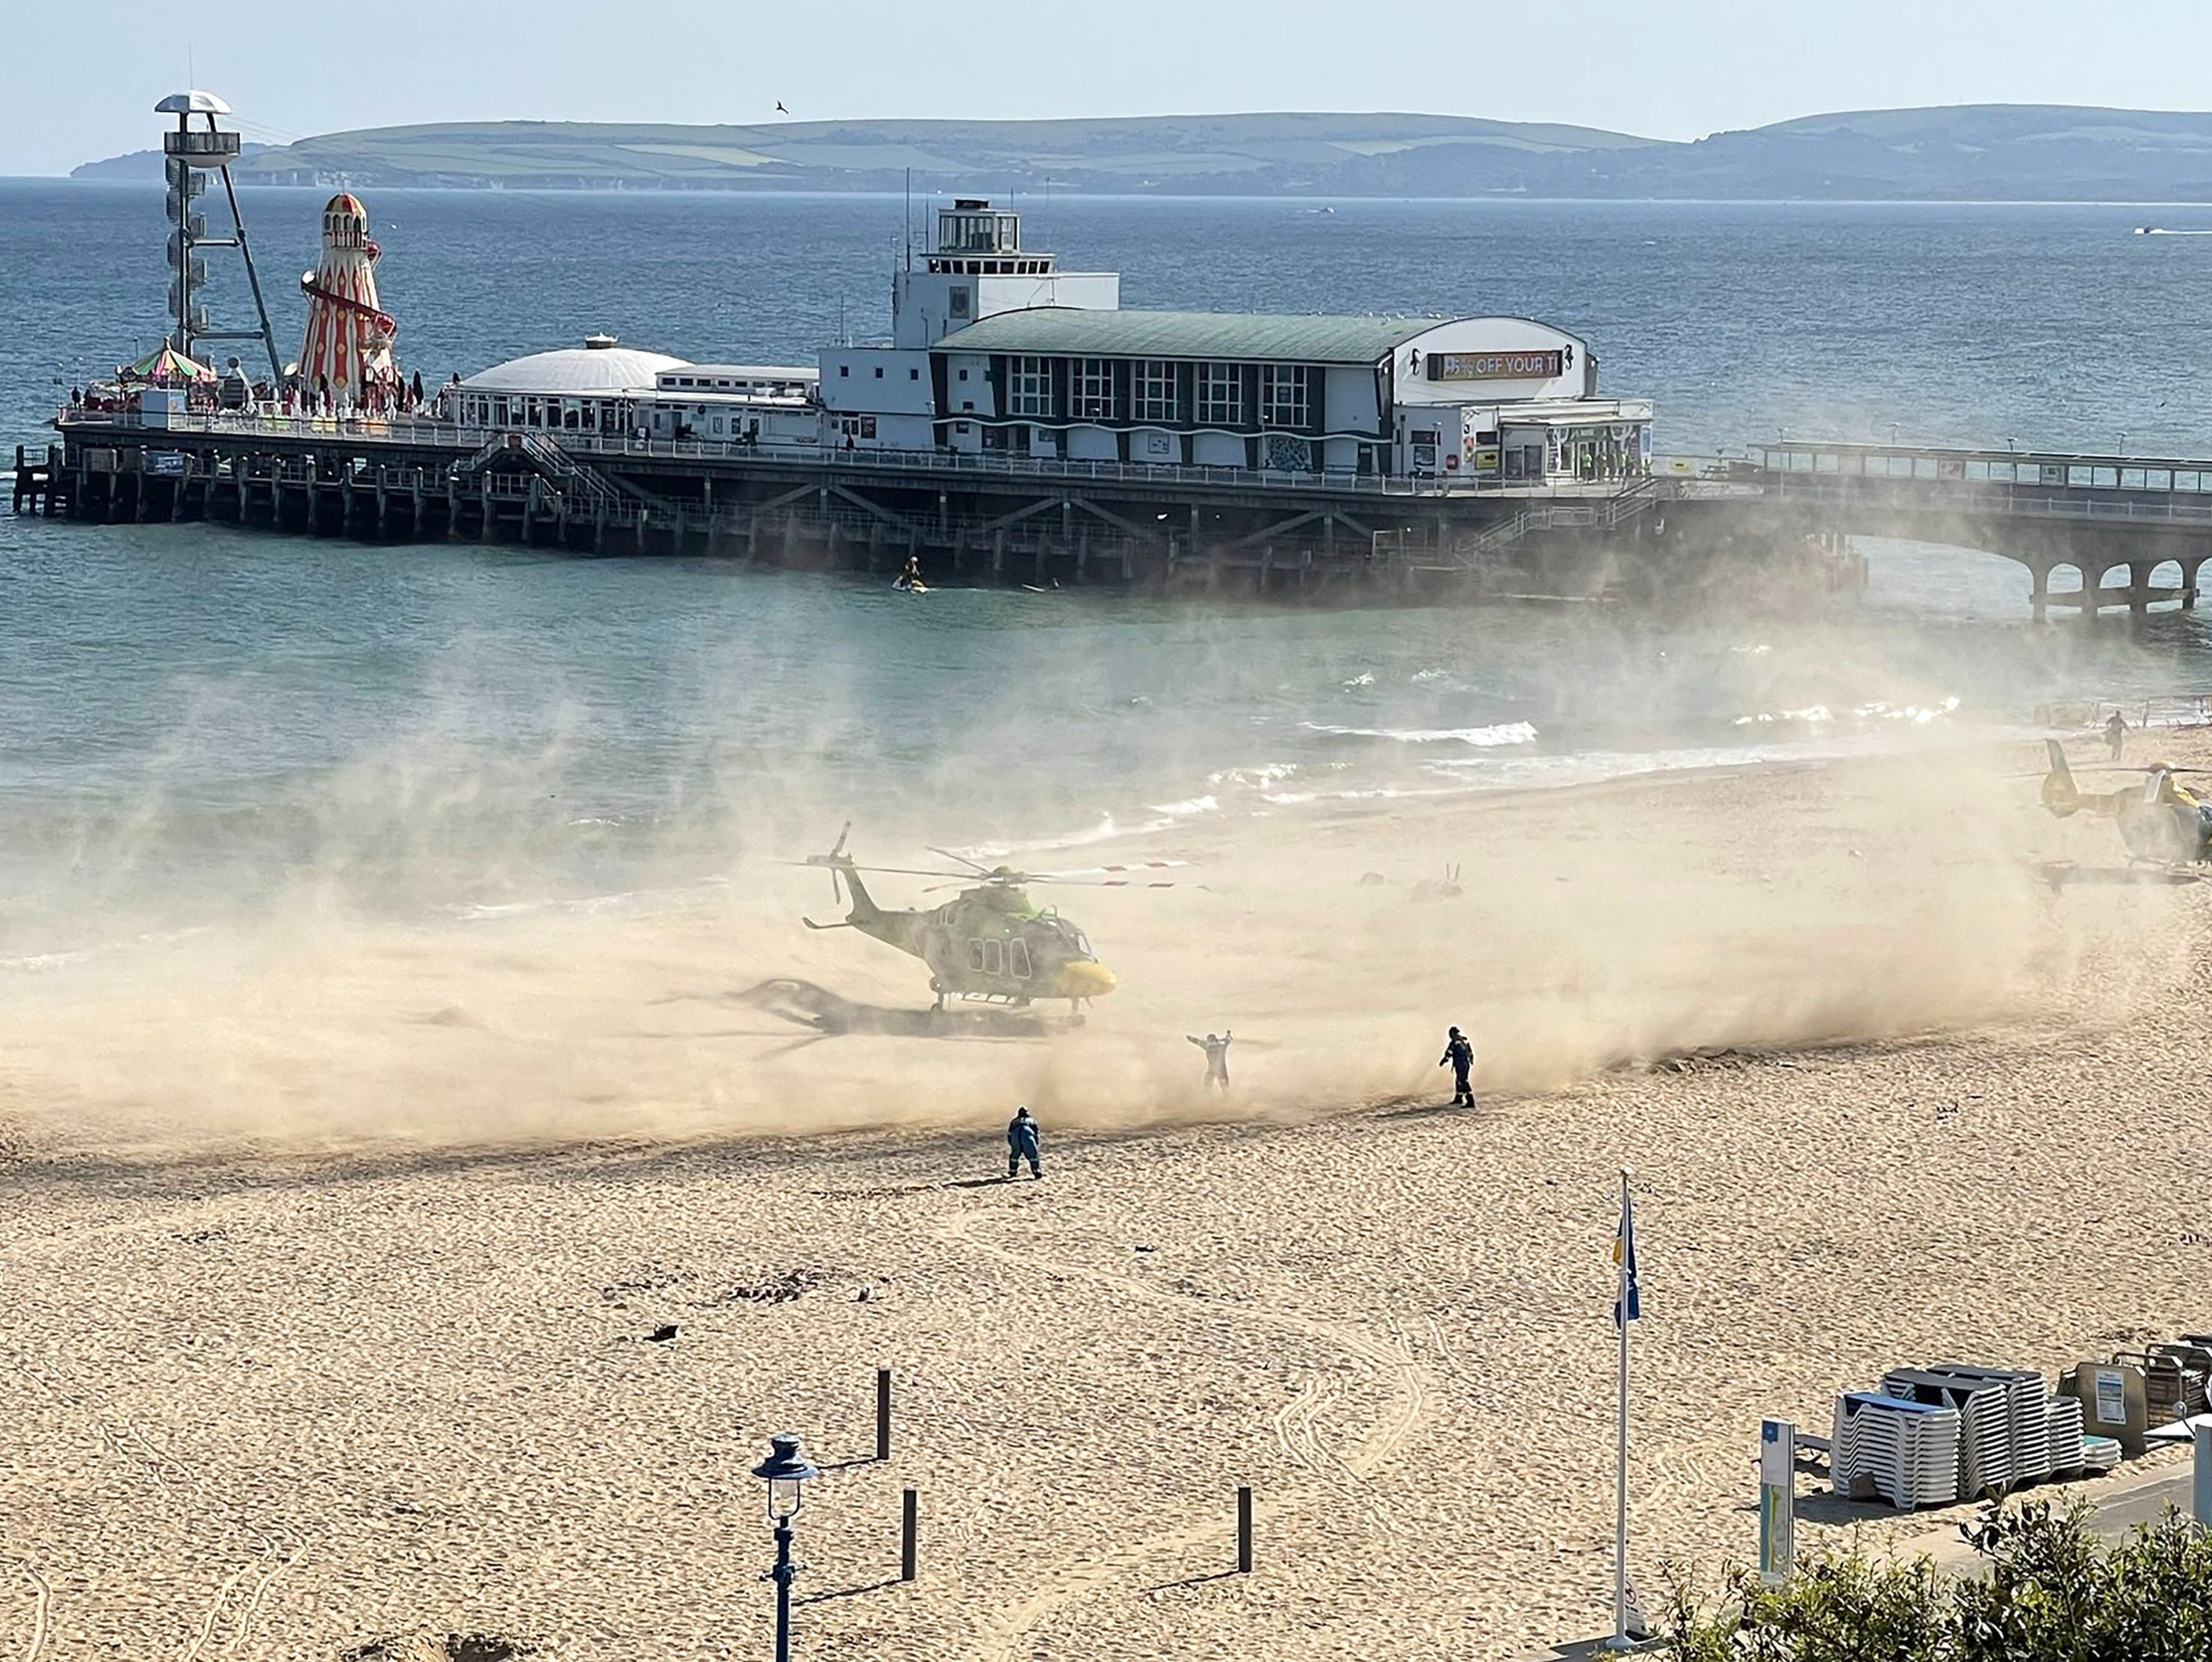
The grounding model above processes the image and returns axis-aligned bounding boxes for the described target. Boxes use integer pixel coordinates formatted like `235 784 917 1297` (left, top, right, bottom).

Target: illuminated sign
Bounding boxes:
1428 350 1564 382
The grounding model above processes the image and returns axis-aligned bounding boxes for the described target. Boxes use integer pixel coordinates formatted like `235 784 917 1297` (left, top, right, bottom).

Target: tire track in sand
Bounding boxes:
937 1209 1437 1662
11 1362 305 1658
4 1558 52 1662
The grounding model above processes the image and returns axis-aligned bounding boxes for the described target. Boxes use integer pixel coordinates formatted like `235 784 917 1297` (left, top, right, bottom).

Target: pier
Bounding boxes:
28 415 2212 618
24 408 1786 603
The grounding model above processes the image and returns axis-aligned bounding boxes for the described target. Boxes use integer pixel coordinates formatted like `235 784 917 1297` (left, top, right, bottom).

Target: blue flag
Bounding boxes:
1613 1187 1642 1327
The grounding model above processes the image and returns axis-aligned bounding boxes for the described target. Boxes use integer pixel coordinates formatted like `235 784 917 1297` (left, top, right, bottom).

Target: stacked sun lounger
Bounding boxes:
2081 1434 2122 1474
1882 1369 2014 1498
1925 1365 2052 1486
2045 1392 2086 1477
1832 1392 1961 1510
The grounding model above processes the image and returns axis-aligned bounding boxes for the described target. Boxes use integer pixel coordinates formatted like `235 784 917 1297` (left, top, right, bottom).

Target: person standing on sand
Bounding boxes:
1440 1026 1476 1107
1187 1031 1233 1091
2107 710 2128 761
1006 1105 1043 1180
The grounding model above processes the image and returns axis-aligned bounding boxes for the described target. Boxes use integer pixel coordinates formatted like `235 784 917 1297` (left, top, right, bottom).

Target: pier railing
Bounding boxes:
53 409 1676 503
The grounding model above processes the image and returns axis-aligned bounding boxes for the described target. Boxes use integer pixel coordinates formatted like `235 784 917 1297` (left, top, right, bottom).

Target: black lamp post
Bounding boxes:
752 1433 818 1662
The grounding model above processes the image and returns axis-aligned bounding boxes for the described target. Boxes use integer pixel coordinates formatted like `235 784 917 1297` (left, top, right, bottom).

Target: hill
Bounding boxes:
66 105 2212 199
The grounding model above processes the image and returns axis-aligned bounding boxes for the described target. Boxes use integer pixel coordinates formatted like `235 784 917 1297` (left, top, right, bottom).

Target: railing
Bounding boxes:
1759 469 2212 526
53 408 1670 504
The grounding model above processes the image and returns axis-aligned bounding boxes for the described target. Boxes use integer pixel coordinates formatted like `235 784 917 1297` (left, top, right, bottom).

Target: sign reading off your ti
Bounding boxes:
1428 350 1564 381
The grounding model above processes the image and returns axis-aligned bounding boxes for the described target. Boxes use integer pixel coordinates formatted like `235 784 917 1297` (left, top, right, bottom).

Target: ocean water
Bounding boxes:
5 182 2212 940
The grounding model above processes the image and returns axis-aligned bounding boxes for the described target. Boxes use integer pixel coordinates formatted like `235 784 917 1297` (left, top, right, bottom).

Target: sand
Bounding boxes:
2 735 2208 1659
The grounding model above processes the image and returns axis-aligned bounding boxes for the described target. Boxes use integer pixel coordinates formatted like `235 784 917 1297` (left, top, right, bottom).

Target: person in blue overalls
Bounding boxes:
1440 1026 1475 1107
1006 1105 1043 1180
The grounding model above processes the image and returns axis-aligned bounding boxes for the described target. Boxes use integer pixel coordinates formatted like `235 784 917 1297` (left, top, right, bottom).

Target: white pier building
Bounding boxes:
454 198 1651 487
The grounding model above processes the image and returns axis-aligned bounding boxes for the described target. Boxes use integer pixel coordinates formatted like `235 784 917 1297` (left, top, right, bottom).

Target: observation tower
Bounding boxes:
157 91 283 385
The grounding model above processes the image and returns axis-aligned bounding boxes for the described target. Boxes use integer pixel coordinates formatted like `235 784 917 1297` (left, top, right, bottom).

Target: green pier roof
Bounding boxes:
935 308 1442 365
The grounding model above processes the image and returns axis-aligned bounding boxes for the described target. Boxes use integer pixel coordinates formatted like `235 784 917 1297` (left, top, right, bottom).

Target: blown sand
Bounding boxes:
1 739 2206 1659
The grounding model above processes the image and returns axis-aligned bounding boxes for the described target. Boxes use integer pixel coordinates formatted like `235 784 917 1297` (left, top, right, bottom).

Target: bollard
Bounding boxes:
901 1487 918 1582
876 1368 893 1462
1236 1485 1253 1573
2194 1419 2211 1528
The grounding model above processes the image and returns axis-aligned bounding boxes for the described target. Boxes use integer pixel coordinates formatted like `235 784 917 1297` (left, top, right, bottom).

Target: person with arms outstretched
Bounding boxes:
1188 1031 1233 1091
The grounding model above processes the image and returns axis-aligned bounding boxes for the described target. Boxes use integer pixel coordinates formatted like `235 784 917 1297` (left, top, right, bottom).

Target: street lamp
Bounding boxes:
754 1433 819 1662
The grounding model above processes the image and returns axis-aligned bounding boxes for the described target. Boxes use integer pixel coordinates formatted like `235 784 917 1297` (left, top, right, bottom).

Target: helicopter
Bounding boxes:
798 825 1178 1019
2038 739 2212 863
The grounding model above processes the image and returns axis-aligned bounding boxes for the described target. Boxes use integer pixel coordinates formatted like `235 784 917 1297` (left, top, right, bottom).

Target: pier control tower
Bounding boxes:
158 91 283 386
890 198 1119 348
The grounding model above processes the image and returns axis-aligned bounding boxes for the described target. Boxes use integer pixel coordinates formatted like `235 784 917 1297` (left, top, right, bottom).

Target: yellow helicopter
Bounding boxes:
2038 739 2212 864
799 826 1177 1019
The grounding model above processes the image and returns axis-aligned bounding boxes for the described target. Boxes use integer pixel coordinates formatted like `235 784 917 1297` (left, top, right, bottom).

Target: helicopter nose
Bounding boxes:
1058 961 1118 999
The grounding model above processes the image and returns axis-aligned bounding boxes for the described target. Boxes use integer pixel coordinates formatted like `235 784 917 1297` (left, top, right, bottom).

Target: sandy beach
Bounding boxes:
3 735 2208 1660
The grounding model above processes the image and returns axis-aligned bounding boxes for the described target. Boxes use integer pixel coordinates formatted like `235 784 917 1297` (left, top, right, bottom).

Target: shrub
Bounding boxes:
1663 1498 2212 1662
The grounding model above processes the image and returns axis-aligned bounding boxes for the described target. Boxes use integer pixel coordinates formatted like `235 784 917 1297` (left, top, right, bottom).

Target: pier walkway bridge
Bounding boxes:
1750 441 2212 620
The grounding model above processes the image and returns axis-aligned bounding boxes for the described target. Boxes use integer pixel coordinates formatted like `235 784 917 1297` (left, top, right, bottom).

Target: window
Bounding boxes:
1134 360 1178 424
949 285 973 320
1196 362 1243 427
1009 940 1032 979
909 368 920 381
982 940 1005 976
839 365 849 378
958 368 970 381
1260 365 1309 429
1009 354 1054 418
874 366 884 379
1071 357 1115 421
967 940 985 971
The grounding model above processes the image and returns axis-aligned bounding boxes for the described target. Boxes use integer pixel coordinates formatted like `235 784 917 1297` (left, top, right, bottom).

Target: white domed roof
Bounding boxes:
462 338 690 394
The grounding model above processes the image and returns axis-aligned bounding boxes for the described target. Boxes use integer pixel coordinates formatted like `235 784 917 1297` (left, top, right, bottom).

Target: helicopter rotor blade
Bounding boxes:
927 846 994 875
782 860 987 881
1023 861 1189 886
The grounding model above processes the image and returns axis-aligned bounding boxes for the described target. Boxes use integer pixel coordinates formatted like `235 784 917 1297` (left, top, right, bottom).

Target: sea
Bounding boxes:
6 182 2212 943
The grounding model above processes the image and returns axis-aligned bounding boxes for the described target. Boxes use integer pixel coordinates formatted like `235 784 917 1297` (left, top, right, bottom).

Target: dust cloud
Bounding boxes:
0 677 2166 1164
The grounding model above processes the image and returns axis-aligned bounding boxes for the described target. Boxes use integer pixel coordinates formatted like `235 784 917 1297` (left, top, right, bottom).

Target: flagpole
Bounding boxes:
1612 1165 1632 1650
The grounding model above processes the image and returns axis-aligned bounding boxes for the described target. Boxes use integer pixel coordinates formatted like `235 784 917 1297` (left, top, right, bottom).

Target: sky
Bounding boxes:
2 0 2208 176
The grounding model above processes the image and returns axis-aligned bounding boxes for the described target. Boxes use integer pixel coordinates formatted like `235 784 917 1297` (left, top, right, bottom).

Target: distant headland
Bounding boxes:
65 104 2212 201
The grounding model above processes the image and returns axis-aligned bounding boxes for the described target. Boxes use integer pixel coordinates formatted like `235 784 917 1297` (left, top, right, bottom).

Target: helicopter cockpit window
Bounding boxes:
1009 940 1032 979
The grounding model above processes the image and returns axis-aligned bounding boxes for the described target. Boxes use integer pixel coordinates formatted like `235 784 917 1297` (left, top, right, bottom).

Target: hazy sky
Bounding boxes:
2 0 2205 176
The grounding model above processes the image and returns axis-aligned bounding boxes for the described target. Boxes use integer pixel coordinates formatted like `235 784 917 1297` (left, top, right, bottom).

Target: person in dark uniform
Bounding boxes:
896 554 923 590
1006 1105 1042 1179
1440 1026 1475 1107
1187 1031 1233 1091
2106 710 2128 761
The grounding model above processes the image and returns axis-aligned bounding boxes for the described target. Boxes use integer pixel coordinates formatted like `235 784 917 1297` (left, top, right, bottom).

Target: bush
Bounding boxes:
1662 1499 2212 1662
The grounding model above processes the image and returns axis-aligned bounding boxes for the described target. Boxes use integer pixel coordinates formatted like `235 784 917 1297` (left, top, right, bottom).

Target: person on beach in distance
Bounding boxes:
1440 1026 1475 1107
1187 1031 1233 1091
1006 1105 1042 1180
2107 710 2128 760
